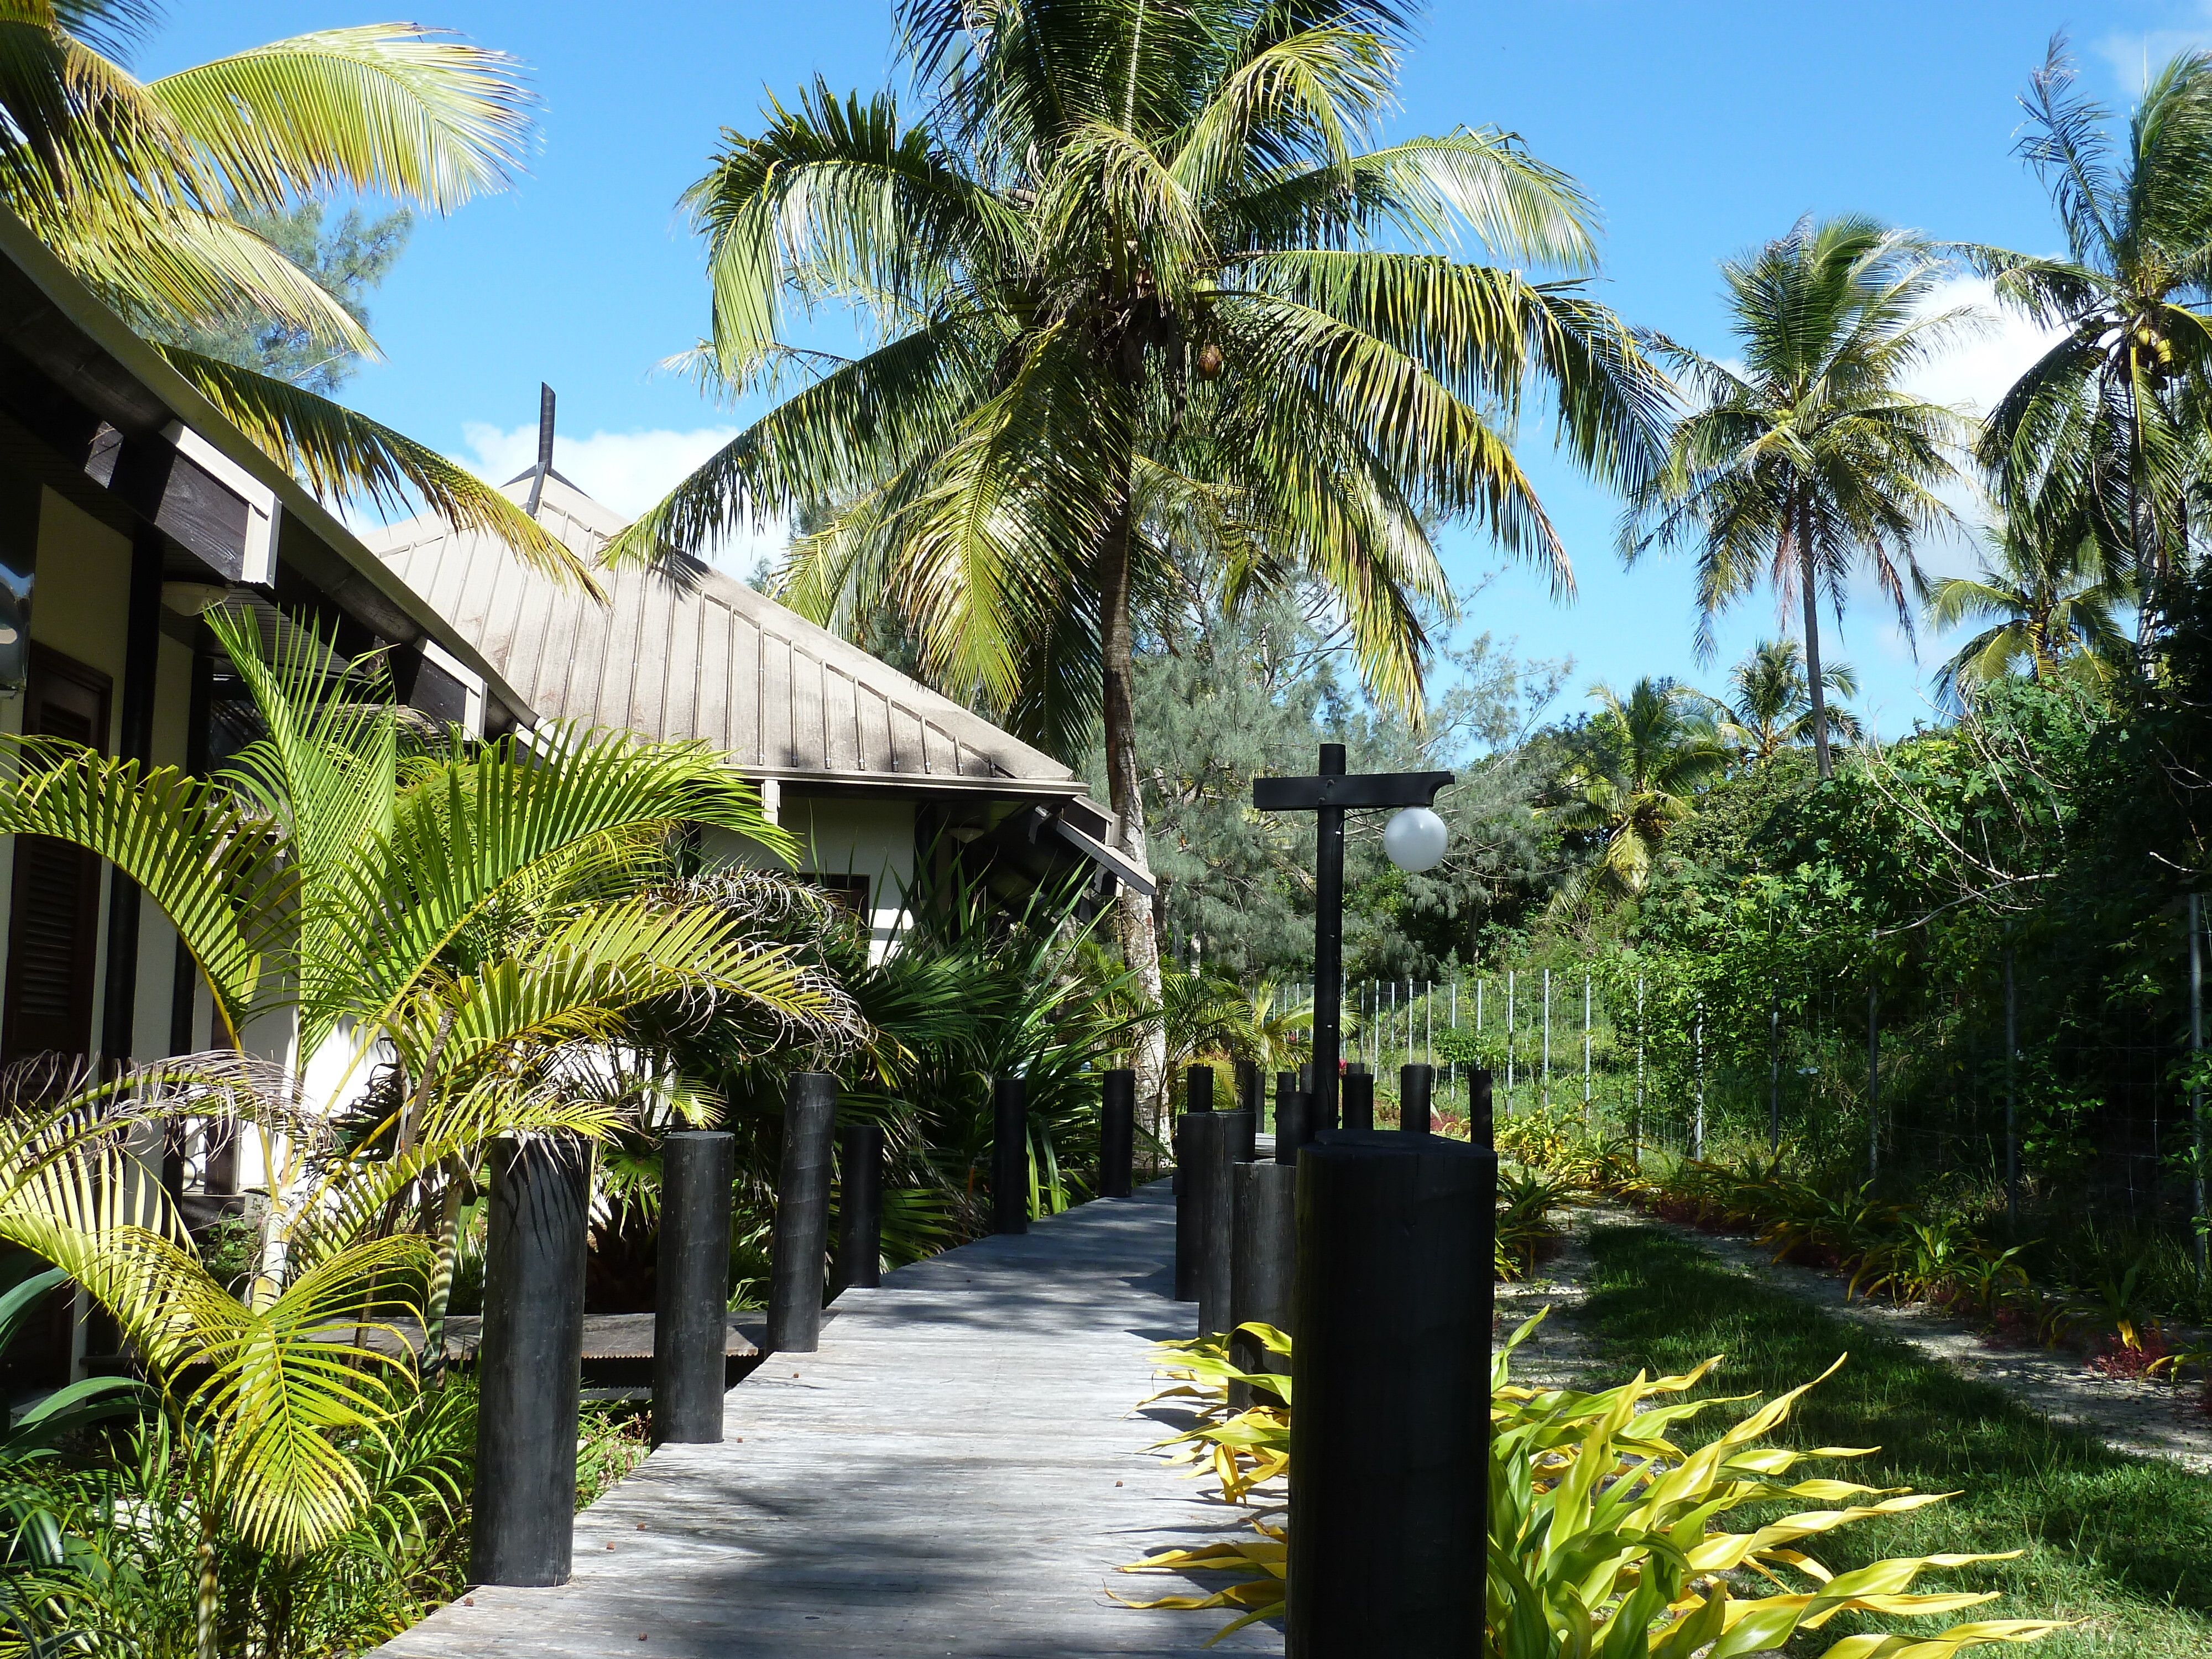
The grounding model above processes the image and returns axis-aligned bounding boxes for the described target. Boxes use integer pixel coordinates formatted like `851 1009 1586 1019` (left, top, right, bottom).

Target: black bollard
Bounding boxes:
1100 1068 1136 1198
1187 1064 1215 1112
472 1135 589 1587
833 1121 884 1295
766 1073 837 1354
1224 1106 1256 1165
1400 1063 1435 1135
1274 1076 1313 1165
1174 1066 1214 1298
1287 1131 1495 1656
1472 1067 1494 1151
1341 1071 1374 1133
991 1075 1030 1236
654 1131 735 1447
1229 1160 1297 1408
1298 1061 1314 1096
1235 1058 1263 1131
1185 1112 1235 1336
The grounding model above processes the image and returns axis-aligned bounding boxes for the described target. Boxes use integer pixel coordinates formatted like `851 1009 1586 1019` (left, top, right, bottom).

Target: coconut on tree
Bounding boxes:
606 0 1668 1113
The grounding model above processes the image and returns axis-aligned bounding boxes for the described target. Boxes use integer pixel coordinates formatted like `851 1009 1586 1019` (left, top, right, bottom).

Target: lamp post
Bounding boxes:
1255 744 1452 1130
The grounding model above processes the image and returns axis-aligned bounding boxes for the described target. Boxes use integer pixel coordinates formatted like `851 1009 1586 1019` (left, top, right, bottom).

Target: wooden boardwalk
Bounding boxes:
378 1181 1282 1657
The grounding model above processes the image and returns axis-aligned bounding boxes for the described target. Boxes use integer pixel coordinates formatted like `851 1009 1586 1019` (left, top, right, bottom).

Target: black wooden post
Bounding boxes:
1400 1063 1434 1134
1186 1112 1235 1336
1471 1067 1494 1151
1287 1132 1495 1656
653 1131 734 1446
1341 1071 1374 1132
1225 1102 1256 1166
767 1073 836 1353
991 1076 1030 1235
1274 1073 1312 1165
1236 1057 1263 1131
1229 1159 1296 1408
1100 1068 1136 1198
472 1135 589 1587
1174 1066 1214 1298
834 1121 883 1295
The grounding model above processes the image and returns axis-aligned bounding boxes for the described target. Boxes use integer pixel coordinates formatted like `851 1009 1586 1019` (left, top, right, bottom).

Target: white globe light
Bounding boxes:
1383 805 1448 873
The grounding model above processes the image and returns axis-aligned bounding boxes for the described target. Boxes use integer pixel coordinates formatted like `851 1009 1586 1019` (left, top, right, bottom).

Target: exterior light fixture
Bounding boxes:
1383 805 1448 873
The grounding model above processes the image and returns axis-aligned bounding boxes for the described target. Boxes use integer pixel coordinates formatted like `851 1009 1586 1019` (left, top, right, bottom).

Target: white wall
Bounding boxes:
700 790 916 961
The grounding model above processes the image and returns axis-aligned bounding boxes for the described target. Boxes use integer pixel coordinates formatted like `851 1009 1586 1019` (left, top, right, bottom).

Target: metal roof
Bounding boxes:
361 473 1088 798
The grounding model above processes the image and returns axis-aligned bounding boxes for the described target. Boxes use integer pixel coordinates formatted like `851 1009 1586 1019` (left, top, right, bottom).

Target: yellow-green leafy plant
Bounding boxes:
1488 1316 2068 1657
1120 1314 2072 1656
1140 1326 1290 1505
0 608 857 1657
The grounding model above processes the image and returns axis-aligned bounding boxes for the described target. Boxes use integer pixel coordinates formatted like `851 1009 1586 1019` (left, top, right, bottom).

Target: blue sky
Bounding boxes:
144 2 2212 740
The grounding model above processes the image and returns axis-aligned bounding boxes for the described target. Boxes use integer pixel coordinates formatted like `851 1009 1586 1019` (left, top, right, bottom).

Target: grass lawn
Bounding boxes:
1573 1223 2212 1657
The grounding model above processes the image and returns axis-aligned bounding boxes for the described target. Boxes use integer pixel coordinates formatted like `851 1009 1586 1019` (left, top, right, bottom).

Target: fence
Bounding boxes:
1265 953 2212 1274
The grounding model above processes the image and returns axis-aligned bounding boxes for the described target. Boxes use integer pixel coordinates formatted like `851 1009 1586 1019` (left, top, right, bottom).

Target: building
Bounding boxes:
0 205 522 1395
0 211 1146 1394
362 392 1147 957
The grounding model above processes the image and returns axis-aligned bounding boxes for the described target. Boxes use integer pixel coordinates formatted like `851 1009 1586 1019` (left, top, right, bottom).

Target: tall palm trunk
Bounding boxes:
1793 508 1833 779
1098 486 1167 1130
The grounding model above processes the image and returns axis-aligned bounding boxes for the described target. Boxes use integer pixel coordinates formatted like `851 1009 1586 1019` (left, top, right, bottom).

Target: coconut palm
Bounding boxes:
1551 679 1726 899
1625 216 1970 777
1927 509 2133 704
1711 638 1864 765
0 608 852 1634
0 1 586 582
1963 38 2212 592
605 0 1668 1113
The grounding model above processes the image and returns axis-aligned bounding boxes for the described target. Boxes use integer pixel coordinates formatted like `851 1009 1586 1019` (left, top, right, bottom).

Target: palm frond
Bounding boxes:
161 348 603 593
149 25 533 213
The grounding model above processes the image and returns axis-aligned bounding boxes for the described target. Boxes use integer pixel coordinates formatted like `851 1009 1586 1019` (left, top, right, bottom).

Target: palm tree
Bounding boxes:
1625 216 1969 777
0 2 587 582
605 0 1668 1112
0 608 849 1639
1711 638 1864 765
1964 38 2212 593
1551 679 1725 899
1927 508 2133 703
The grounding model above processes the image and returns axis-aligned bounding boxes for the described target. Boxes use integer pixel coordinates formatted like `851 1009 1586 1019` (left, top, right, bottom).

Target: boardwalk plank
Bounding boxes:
375 1182 1281 1658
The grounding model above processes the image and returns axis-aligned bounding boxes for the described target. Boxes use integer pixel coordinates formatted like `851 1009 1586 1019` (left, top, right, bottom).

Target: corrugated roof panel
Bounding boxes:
357 472 1082 796
730 602 765 765
789 643 825 774
922 719 957 776
623 568 671 738
695 597 730 752
661 578 703 741
856 681 893 775
759 629 794 768
823 665 858 774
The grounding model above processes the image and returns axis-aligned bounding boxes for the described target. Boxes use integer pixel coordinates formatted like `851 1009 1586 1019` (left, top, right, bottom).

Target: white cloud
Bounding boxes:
456 421 789 576
1897 274 2064 426
1881 274 2068 586
2095 6 2212 89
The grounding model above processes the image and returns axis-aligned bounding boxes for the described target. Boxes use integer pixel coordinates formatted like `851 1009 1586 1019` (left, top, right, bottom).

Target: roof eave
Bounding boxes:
0 205 536 726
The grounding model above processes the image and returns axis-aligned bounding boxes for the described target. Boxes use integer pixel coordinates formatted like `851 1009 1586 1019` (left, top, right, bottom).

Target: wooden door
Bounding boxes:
2 645 109 1064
